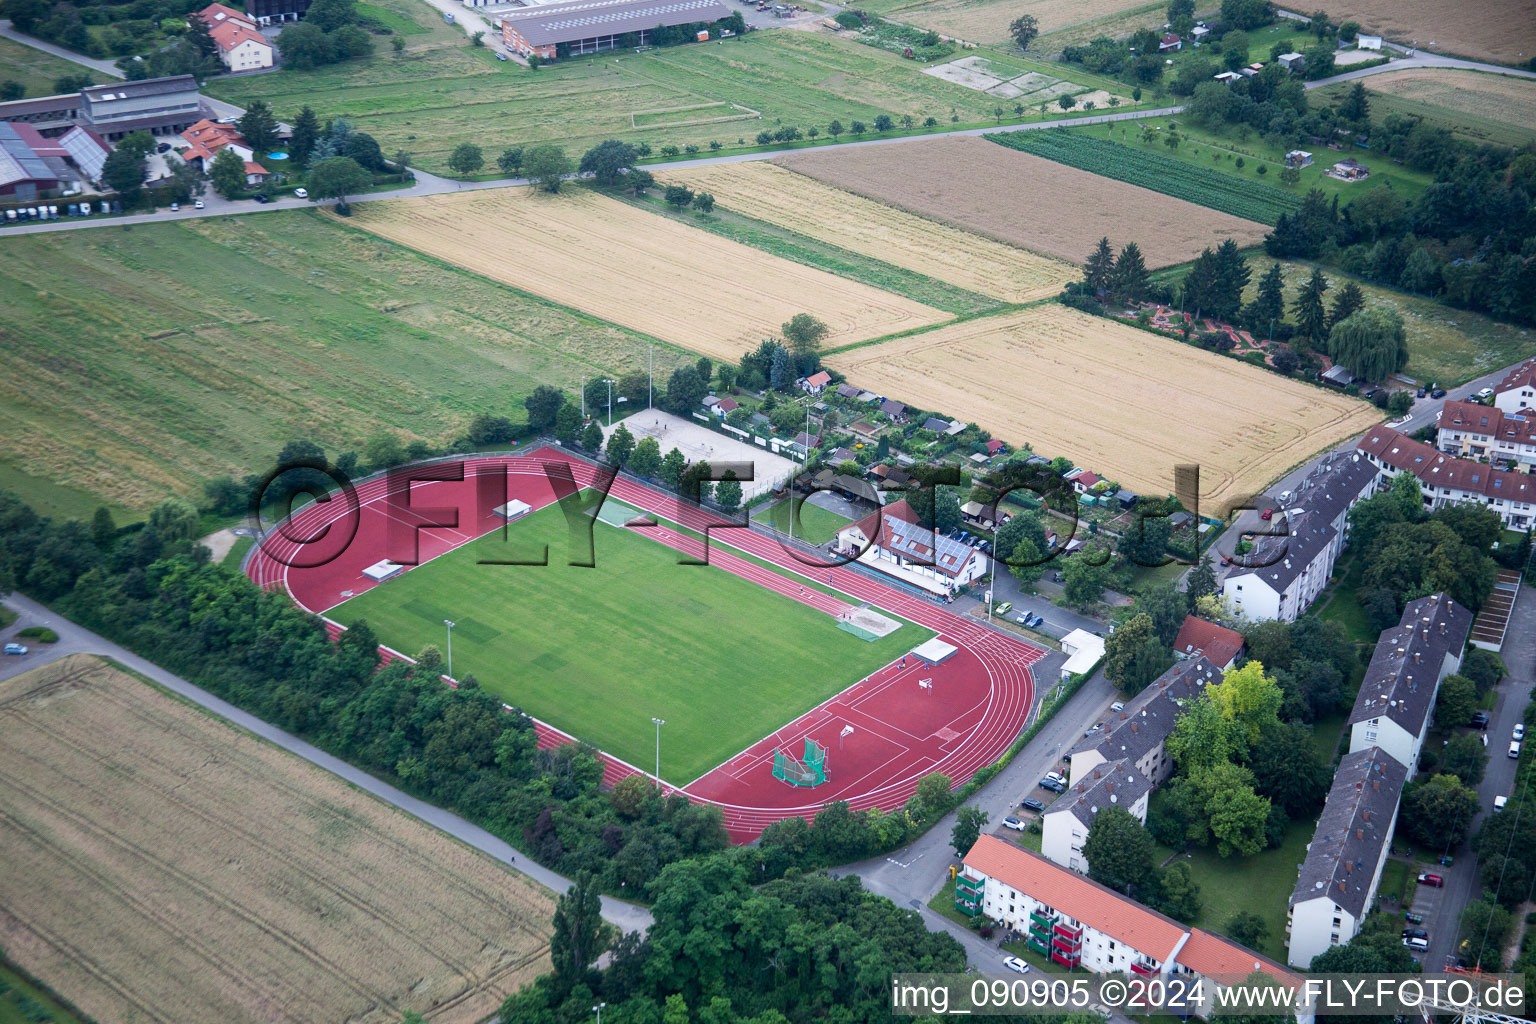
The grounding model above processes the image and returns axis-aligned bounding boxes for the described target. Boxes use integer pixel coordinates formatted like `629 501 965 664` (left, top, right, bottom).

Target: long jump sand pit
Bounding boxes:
827 305 1381 512
777 135 1269 269
345 187 948 363
663 161 1078 303
0 655 554 1024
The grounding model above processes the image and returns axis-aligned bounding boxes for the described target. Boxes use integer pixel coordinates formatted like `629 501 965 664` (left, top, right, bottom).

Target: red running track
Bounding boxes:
247 451 1043 842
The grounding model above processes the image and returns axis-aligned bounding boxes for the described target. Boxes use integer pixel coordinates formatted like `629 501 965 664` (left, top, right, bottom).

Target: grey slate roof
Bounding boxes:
922 416 949 432
501 0 731 44
1348 592 1473 735
82 75 198 103
1289 747 1406 919
1225 454 1377 594
1070 656 1220 765
1048 757 1153 826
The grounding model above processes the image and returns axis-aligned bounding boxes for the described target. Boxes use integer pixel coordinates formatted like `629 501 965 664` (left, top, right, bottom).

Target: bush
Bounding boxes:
17 626 59 643
834 10 861 28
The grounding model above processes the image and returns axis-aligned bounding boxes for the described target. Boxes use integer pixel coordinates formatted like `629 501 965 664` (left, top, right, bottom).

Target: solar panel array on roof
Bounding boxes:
59 126 108 181
0 122 57 188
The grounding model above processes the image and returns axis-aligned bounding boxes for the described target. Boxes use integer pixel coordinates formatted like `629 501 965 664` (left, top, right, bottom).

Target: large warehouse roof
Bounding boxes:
502 0 731 44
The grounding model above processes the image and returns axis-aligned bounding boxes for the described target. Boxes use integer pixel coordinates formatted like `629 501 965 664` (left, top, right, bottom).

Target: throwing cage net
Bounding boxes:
772 737 829 787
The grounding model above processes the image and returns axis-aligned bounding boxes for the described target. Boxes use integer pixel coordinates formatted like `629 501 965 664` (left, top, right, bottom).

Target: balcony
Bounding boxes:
1030 909 1057 928
1052 948 1081 968
1130 959 1157 975
1053 921 1083 941
1027 935 1051 957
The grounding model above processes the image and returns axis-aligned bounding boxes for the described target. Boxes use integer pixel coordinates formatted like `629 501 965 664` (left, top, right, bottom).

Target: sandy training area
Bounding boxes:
604 409 799 498
826 305 1380 512
665 161 1077 304
0 655 554 1024
347 188 947 364
1310 0 1536 65
1358 68 1536 131
777 136 1268 270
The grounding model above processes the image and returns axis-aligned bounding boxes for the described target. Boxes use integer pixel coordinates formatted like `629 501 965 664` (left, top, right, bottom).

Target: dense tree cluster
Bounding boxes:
1345 475 1500 615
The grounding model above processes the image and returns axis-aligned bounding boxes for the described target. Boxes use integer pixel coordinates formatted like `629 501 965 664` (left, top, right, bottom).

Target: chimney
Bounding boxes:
1372 781 1380 791
1363 809 1371 821
1345 860 1354 873
1441 621 1446 635
1356 829 1364 841
1423 628 1429 641
1414 651 1421 664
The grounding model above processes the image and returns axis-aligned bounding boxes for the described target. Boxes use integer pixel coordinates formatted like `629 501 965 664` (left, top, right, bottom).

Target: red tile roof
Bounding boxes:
210 17 269 53
1173 615 1244 667
1440 400 1536 445
1496 358 1536 396
197 2 255 26
714 397 738 413
805 370 831 387
964 835 1297 983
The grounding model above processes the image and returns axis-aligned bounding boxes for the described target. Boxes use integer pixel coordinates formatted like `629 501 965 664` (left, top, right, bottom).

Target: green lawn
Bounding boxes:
1310 75 1536 151
0 607 15 630
1378 857 1411 907
1315 550 1372 643
1177 821 1312 962
1073 113 1435 206
221 535 255 570
204 29 1128 174
1238 260 1535 388
330 498 926 781
0 211 696 515
757 496 855 544
0 959 87 1024
0 35 98 98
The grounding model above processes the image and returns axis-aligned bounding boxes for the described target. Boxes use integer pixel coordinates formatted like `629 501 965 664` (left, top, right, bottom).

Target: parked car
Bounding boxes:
294 187 309 199
1085 722 1104 736
1002 815 1025 831
1471 711 1490 729
156 141 171 153
1002 956 1030 974
1260 508 1274 520
1039 777 1065 793
1021 797 1046 813
495 50 509 60
169 201 179 211
3 643 27 655
1110 701 1125 713
1515 724 1525 742
1027 612 1044 628
1220 556 1232 566
1416 388 1427 398
1402 928 1428 940
1495 795 1509 812
1477 387 1495 402
1418 873 1444 887
193 199 204 209
253 194 271 203
1431 388 1447 399
1511 741 1522 759
1403 937 1429 952
1045 770 1066 786
994 602 1012 616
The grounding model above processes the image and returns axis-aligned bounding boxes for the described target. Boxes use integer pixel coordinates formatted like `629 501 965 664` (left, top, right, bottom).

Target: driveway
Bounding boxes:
0 18 124 77
0 592 653 937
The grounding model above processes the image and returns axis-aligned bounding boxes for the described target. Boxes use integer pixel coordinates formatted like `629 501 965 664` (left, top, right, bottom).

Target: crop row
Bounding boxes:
989 128 1301 225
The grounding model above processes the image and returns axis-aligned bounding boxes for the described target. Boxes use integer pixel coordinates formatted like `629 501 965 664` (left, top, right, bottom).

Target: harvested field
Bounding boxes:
849 0 1156 46
0 655 554 1024
1304 0 1536 65
664 162 1077 302
826 305 1380 511
776 136 1269 269
347 187 948 363
1341 69 1536 146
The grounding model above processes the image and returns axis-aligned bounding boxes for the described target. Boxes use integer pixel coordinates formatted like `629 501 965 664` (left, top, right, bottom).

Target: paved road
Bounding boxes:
1421 585 1536 969
0 591 655 937
0 19 125 78
406 0 493 43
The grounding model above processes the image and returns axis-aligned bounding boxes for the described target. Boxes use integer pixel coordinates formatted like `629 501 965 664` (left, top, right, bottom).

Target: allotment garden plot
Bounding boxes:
0 656 553 1024
776 135 1268 269
924 56 1130 105
346 188 947 363
826 304 1381 512
663 161 1077 303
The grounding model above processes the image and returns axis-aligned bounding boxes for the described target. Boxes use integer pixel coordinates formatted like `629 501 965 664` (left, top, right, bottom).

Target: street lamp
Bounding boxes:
592 1003 606 1024
651 717 665 786
604 378 616 427
444 619 455 678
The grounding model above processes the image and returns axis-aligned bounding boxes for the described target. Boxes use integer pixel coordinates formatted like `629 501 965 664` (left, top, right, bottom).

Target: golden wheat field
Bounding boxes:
776 136 1270 269
0 656 554 1024
827 306 1381 511
346 187 949 363
1357 69 1536 134
663 162 1078 303
1308 0 1536 65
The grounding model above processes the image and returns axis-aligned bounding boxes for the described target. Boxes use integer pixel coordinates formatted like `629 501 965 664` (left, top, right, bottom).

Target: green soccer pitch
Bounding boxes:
330 501 928 782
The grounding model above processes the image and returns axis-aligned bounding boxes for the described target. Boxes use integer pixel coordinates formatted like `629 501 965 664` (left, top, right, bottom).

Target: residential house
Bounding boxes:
1492 358 1536 415
1436 400 1536 471
1329 158 1370 180
1172 616 1244 670
179 118 271 184
1347 592 1471 771
880 398 908 422
197 3 273 70
1286 748 1407 968
1277 51 1304 70
500 0 732 59
834 498 988 595
957 836 1309 1022
1285 150 1313 169
1222 453 1379 621
1042 760 1153 872
1068 656 1220 795
1358 426 1536 529
798 370 831 394
1158 32 1182 51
